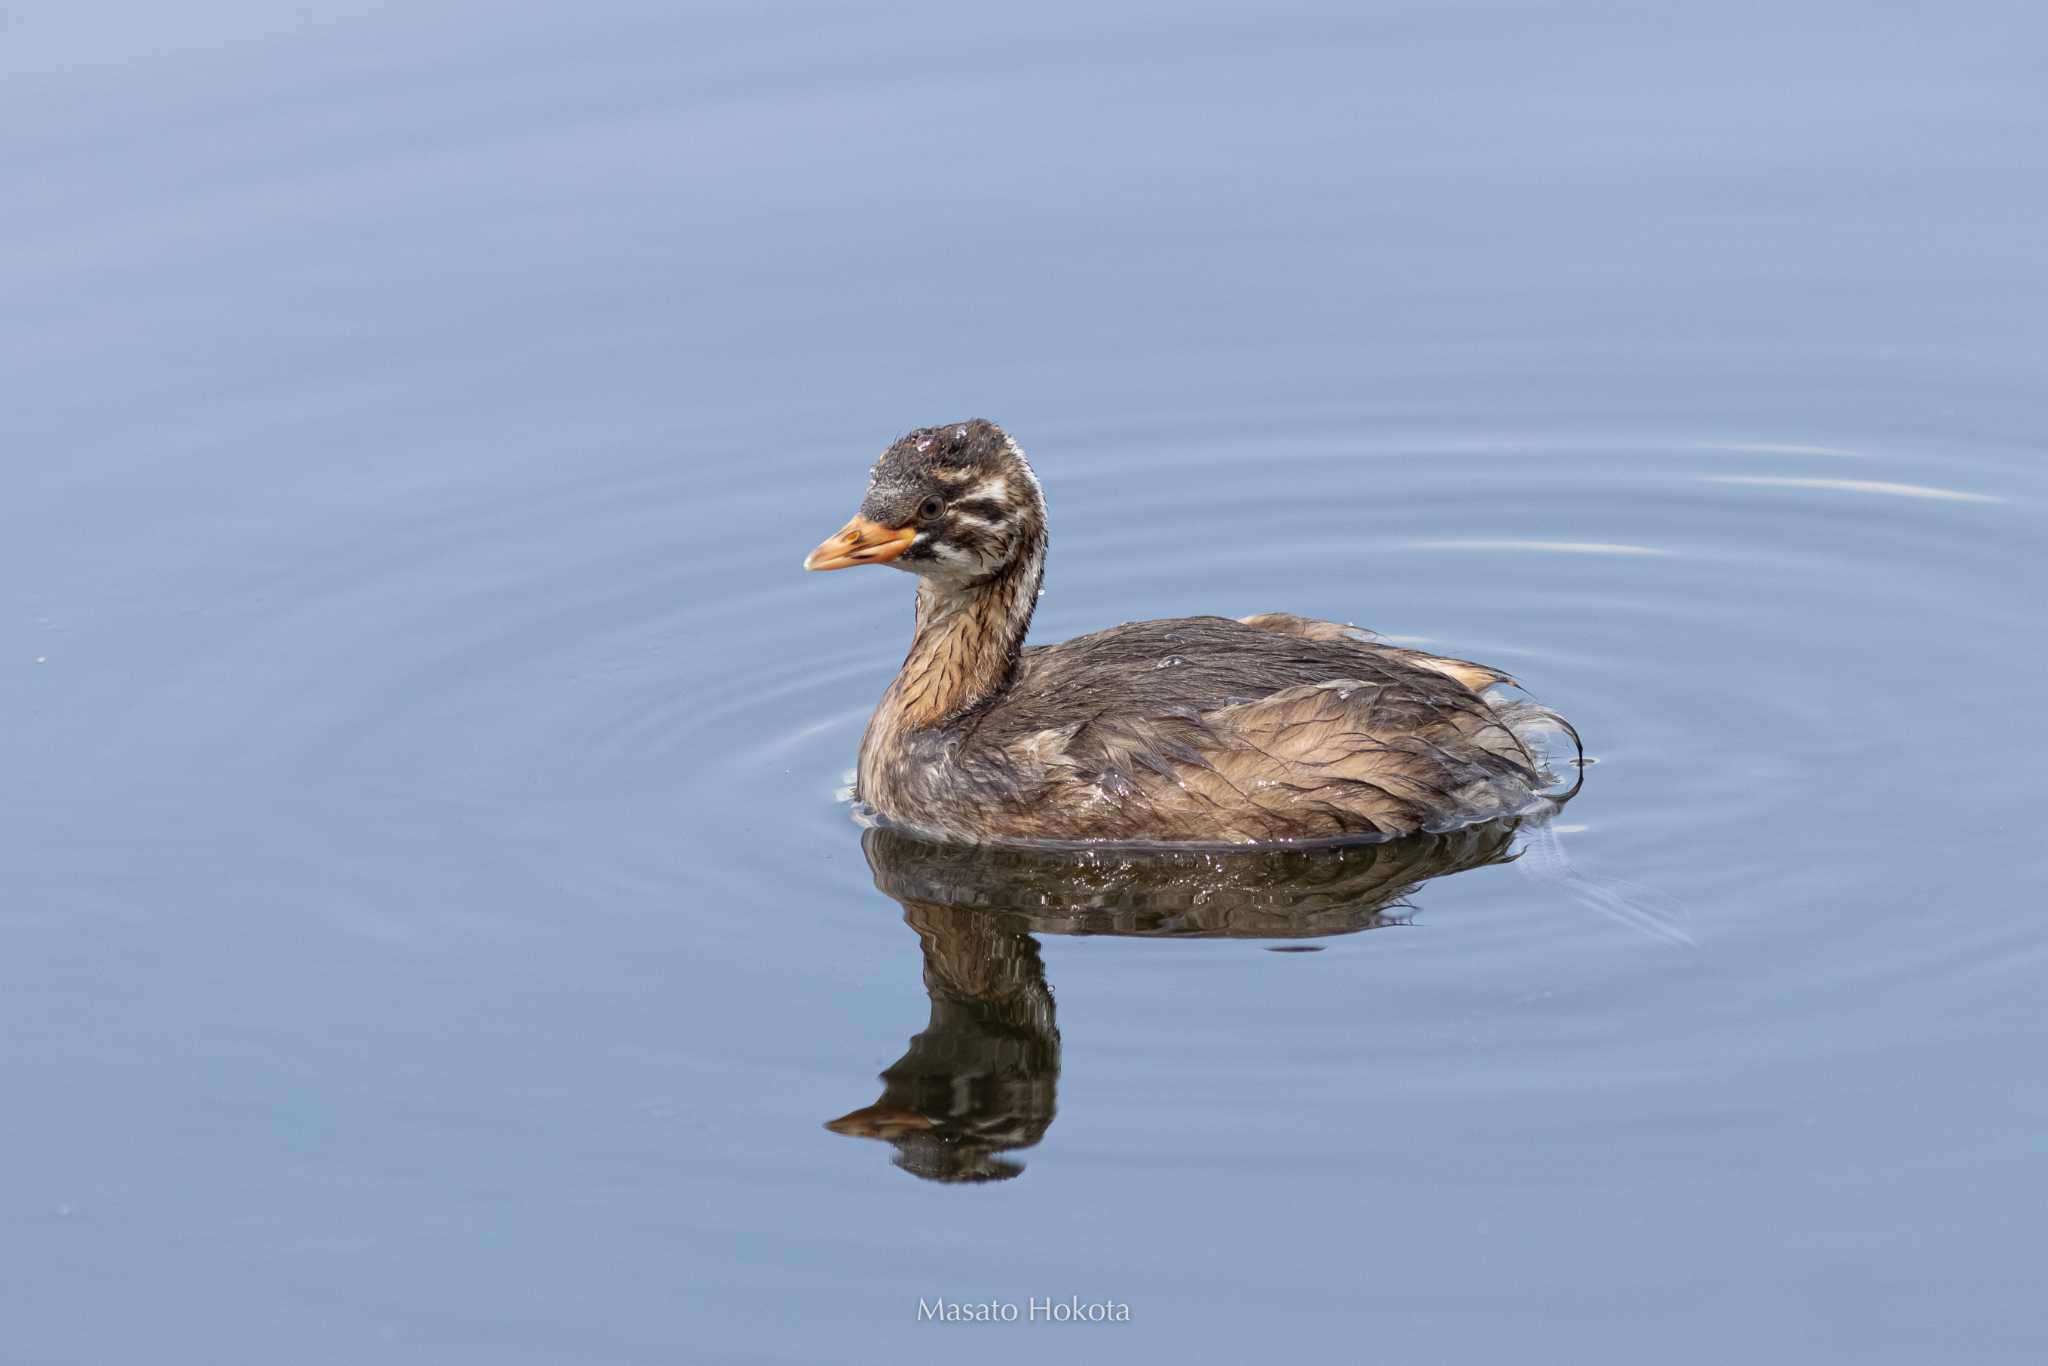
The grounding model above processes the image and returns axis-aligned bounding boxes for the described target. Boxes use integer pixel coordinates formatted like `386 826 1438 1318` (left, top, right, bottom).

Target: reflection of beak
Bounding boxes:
803 516 918 571
824 1104 937 1138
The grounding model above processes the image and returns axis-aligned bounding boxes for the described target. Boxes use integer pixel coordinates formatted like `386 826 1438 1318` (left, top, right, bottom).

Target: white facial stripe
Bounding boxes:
948 476 1013 526
1002 436 1044 506
912 538 986 585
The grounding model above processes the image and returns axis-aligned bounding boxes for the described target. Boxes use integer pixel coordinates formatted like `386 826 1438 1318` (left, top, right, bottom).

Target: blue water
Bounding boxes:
7 3 2047 1362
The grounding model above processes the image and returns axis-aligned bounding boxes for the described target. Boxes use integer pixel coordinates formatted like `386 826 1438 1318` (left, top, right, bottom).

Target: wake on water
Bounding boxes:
1515 813 1695 947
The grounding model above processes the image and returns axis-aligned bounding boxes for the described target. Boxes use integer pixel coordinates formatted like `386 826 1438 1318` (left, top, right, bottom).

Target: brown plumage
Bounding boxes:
805 420 1578 845
827 821 1527 1181
824 896 1058 1184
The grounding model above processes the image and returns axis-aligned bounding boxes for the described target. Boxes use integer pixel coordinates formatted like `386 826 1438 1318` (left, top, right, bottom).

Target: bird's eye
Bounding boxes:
919 497 944 520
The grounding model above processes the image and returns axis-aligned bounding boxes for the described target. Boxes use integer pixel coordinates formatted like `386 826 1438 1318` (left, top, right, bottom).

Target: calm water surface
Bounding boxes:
7 3 2047 1362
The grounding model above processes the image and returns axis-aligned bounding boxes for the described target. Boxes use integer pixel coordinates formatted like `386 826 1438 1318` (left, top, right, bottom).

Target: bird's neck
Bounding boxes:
887 541 1044 732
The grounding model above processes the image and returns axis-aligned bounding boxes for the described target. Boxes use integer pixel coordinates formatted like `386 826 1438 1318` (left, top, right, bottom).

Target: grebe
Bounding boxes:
804 420 1575 844
826 821 1526 1181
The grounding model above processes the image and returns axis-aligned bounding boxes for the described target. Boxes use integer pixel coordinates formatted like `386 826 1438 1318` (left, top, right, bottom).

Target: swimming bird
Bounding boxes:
824 819 1526 1181
804 420 1575 844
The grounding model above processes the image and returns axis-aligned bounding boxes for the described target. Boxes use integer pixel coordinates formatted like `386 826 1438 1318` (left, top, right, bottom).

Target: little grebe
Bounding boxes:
804 420 1576 845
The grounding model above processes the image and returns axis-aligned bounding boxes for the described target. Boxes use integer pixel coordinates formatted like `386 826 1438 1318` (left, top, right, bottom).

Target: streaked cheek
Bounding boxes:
926 541 981 572
945 520 1007 561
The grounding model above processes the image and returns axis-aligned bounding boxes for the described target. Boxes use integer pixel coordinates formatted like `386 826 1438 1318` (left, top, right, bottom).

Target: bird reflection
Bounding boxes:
828 821 1525 1182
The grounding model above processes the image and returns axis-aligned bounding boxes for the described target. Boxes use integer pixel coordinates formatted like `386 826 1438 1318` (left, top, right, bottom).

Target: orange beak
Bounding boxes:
803 516 918 571
824 1104 938 1138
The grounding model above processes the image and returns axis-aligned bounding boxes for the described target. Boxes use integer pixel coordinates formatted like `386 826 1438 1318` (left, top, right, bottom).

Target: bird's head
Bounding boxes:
803 419 1046 587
